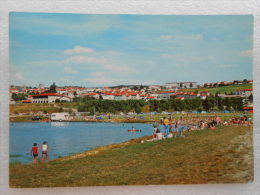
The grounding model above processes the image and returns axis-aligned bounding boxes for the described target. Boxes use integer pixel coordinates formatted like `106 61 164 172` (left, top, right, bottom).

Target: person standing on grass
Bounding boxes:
175 119 179 136
169 117 173 133
163 117 170 136
41 141 49 162
31 143 39 164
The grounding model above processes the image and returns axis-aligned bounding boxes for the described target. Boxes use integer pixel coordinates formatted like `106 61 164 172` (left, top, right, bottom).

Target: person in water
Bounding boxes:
31 143 39 163
41 141 49 162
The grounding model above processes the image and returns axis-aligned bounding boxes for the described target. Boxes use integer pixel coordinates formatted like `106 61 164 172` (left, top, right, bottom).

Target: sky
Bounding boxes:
9 13 253 87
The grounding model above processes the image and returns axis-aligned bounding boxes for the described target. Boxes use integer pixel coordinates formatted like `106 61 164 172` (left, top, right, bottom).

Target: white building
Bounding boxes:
39 84 45 89
165 82 197 89
101 92 115 100
51 112 70 121
31 93 71 103
158 91 176 100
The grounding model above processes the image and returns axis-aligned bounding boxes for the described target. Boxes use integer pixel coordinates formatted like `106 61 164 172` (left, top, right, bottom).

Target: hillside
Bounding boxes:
179 84 252 95
10 125 253 187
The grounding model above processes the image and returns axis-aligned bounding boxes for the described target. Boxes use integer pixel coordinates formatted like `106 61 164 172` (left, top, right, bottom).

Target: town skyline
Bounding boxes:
10 13 253 87
10 78 252 89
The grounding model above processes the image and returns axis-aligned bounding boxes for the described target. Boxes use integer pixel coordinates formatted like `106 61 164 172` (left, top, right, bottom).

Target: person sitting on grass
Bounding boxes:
41 141 49 162
146 128 163 142
31 143 39 164
207 122 217 130
153 124 159 137
156 129 163 140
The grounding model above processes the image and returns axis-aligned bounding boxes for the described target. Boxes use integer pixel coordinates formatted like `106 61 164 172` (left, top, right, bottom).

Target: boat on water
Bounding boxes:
127 129 142 132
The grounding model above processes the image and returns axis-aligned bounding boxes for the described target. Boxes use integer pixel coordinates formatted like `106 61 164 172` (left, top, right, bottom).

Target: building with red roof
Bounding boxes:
31 93 71 103
22 100 32 103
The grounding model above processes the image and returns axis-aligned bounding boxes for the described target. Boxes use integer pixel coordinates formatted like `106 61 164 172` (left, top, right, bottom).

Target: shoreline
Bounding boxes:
10 125 254 187
10 119 158 124
10 134 154 165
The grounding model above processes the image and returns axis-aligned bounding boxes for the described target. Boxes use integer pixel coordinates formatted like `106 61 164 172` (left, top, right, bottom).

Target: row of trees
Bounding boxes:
75 96 245 114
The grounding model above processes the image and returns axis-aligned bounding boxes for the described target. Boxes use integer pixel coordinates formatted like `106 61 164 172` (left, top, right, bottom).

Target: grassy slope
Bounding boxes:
179 84 252 94
10 104 59 114
10 125 253 187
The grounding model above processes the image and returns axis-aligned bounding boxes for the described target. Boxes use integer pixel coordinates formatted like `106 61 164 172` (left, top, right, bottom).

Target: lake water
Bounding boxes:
10 122 156 164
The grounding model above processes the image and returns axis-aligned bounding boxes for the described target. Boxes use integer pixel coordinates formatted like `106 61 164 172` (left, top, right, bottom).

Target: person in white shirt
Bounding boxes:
41 141 49 162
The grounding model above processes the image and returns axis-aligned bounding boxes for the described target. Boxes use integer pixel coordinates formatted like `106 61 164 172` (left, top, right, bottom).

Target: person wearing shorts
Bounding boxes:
31 143 39 163
41 141 49 162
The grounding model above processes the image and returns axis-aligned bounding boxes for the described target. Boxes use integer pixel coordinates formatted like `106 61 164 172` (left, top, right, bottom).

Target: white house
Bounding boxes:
102 92 115 100
158 91 176 100
31 93 71 103
114 94 127 100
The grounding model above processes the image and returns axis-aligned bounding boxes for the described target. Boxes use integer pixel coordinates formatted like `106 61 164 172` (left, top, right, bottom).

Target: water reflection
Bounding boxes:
50 122 69 127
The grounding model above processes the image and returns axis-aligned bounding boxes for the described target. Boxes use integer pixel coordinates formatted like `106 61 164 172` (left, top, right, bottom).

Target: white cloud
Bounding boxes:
218 64 233 68
160 53 172 58
239 50 253 57
208 56 215 61
160 35 172 40
83 73 118 85
91 71 106 77
64 46 94 55
63 56 107 64
103 64 136 74
13 71 25 81
63 67 78 74
186 34 203 41
160 34 203 41
191 56 201 62
83 71 140 86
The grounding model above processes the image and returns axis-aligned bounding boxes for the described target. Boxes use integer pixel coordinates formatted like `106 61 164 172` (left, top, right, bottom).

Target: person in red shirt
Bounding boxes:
31 143 39 163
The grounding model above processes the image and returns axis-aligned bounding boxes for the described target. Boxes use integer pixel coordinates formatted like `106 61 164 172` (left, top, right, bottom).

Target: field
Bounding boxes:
10 102 78 114
10 125 253 187
179 83 252 94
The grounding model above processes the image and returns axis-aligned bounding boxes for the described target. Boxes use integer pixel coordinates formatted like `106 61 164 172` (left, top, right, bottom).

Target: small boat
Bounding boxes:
127 129 142 132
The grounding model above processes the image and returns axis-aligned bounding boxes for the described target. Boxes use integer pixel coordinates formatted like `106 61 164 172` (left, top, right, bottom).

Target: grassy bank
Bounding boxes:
10 125 253 187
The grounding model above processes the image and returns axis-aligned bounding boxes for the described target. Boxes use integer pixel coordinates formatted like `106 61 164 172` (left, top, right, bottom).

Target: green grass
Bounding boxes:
10 125 253 187
180 84 252 95
10 103 59 114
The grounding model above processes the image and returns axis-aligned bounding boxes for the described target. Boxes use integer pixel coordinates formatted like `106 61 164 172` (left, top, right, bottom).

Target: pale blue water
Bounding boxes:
10 122 155 164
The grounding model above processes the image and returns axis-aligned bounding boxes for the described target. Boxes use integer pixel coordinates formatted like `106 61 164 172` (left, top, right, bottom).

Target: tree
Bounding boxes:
11 93 18 101
249 94 253 102
243 79 248 84
189 83 193 88
180 83 183 88
11 93 26 101
49 82 57 93
142 105 150 113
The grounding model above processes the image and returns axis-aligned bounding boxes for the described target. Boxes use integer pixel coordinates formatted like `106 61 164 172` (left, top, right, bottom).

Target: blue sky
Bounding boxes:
10 13 253 87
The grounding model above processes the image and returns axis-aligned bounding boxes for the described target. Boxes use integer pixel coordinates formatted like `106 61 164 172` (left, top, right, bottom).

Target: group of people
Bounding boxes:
148 113 252 143
151 116 185 141
31 141 49 163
